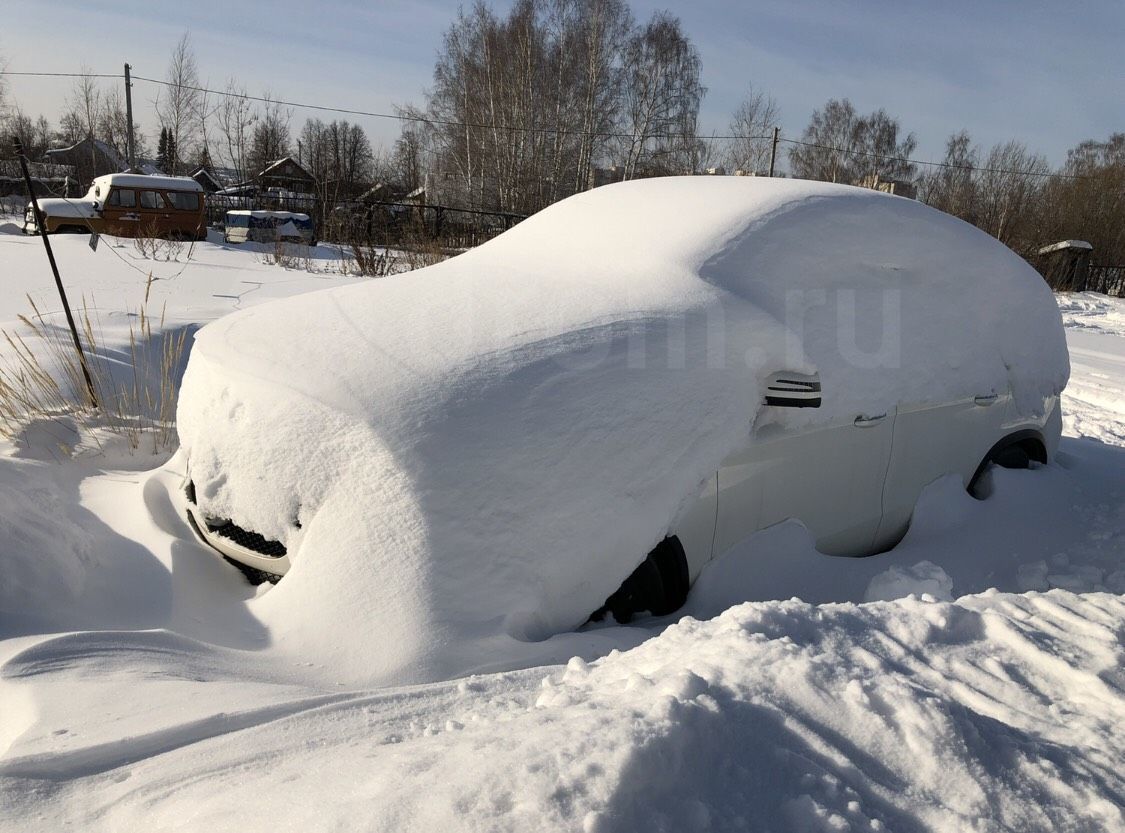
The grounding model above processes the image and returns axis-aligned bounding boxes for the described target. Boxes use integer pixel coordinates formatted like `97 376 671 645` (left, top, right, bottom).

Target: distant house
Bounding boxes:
43 138 165 188
44 138 125 185
857 173 917 200
400 185 427 206
257 156 316 195
190 166 240 195
356 182 399 204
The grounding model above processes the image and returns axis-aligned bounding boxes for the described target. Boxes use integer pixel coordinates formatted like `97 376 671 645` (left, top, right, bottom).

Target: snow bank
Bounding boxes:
3 590 1121 832
177 177 1068 684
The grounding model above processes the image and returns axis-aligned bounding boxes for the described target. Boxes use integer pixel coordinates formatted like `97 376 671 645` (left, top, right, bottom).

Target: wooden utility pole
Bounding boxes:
768 127 780 178
11 137 98 408
124 63 136 170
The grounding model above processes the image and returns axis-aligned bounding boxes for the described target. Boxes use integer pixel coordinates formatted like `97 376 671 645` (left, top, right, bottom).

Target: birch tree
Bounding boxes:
155 33 202 174
725 85 779 174
618 11 704 179
216 80 257 182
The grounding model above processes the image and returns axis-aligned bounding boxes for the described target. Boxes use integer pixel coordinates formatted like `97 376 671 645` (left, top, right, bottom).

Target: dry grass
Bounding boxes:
0 278 190 456
133 221 187 261
261 237 314 271
341 225 451 278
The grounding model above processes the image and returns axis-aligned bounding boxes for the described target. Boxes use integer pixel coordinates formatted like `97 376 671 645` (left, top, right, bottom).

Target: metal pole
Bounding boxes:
11 137 99 408
768 127 780 178
124 64 136 170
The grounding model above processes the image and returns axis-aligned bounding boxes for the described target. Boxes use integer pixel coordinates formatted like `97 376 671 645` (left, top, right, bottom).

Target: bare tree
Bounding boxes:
788 98 916 184
976 140 1048 248
55 111 84 147
299 118 374 203
1038 134 1125 286
97 88 145 163
216 80 257 183
568 0 632 191
154 32 202 174
852 108 917 182
787 98 859 183
245 94 291 177
416 0 704 211
0 48 8 129
196 83 217 174
919 130 978 221
618 11 705 179
57 69 104 178
725 85 779 174
66 68 102 143
392 120 427 192
5 109 52 160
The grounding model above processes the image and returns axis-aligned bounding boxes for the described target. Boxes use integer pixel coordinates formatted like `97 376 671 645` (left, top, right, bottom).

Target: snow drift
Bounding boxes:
176 176 1068 685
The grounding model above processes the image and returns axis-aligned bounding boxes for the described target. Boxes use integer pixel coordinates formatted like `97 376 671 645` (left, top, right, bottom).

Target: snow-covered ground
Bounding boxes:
0 227 1122 832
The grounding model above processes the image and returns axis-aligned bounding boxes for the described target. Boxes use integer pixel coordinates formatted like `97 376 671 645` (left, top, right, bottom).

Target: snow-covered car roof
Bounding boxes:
177 176 1069 685
93 173 204 193
225 210 311 221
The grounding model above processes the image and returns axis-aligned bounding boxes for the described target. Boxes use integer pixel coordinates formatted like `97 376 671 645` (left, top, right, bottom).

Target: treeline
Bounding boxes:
399 1 1123 273
919 130 1125 271
780 99 1125 267
0 35 391 206
2 11 1123 277
398 0 706 215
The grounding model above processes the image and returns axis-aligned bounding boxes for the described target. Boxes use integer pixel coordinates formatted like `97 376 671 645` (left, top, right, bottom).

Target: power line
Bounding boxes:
1 69 1095 181
130 74 750 143
0 71 122 80
780 136 1074 181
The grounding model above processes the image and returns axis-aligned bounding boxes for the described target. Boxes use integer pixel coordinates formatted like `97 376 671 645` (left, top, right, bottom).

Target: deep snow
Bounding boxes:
0 219 1121 832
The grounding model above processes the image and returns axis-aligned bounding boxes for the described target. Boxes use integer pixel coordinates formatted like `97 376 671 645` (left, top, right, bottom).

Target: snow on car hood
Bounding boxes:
177 176 1068 685
32 198 97 219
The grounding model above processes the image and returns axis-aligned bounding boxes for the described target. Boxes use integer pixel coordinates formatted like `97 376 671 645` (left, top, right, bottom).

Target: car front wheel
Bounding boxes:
590 536 689 624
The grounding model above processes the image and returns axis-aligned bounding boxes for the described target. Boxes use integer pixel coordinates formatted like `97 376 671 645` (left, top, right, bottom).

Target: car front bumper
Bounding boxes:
184 480 291 577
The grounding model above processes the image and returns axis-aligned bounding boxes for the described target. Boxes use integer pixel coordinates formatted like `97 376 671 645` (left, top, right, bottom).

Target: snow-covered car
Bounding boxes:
223 210 317 246
177 177 1068 682
23 173 206 239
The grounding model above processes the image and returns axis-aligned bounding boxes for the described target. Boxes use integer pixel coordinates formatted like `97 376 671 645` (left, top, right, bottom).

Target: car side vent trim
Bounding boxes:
764 371 822 408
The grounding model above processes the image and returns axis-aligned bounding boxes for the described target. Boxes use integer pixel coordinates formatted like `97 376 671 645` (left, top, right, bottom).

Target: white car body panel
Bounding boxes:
672 473 718 582
875 391 1012 550
713 403 895 561
690 387 1062 570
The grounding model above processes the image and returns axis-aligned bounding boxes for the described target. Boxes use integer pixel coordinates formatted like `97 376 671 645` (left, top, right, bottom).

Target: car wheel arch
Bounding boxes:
968 428 1047 497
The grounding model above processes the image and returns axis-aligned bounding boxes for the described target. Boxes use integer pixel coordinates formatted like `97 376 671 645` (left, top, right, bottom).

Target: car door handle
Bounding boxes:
854 413 888 427
974 394 999 406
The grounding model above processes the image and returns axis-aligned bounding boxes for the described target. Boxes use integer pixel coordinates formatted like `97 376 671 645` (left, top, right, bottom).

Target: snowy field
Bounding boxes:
0 226 1123 832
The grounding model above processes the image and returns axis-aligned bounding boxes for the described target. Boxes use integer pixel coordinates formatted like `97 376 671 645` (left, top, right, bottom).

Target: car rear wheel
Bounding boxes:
968 432 1045 499
590 536 690 624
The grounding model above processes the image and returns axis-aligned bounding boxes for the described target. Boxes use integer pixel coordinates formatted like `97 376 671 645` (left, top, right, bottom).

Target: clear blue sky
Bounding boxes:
3 0 1121 166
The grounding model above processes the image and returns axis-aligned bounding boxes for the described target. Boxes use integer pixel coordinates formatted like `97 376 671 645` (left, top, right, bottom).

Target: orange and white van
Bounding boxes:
24 173 207 240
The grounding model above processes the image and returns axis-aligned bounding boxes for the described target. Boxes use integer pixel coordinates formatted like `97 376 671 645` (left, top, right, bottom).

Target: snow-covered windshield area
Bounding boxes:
176 177 1068 685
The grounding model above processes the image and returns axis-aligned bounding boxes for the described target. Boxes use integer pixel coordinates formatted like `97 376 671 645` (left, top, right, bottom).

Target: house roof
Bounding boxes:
44 139 166 176
1038 240 1093 255
46 138 125 168
259 156 315 182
